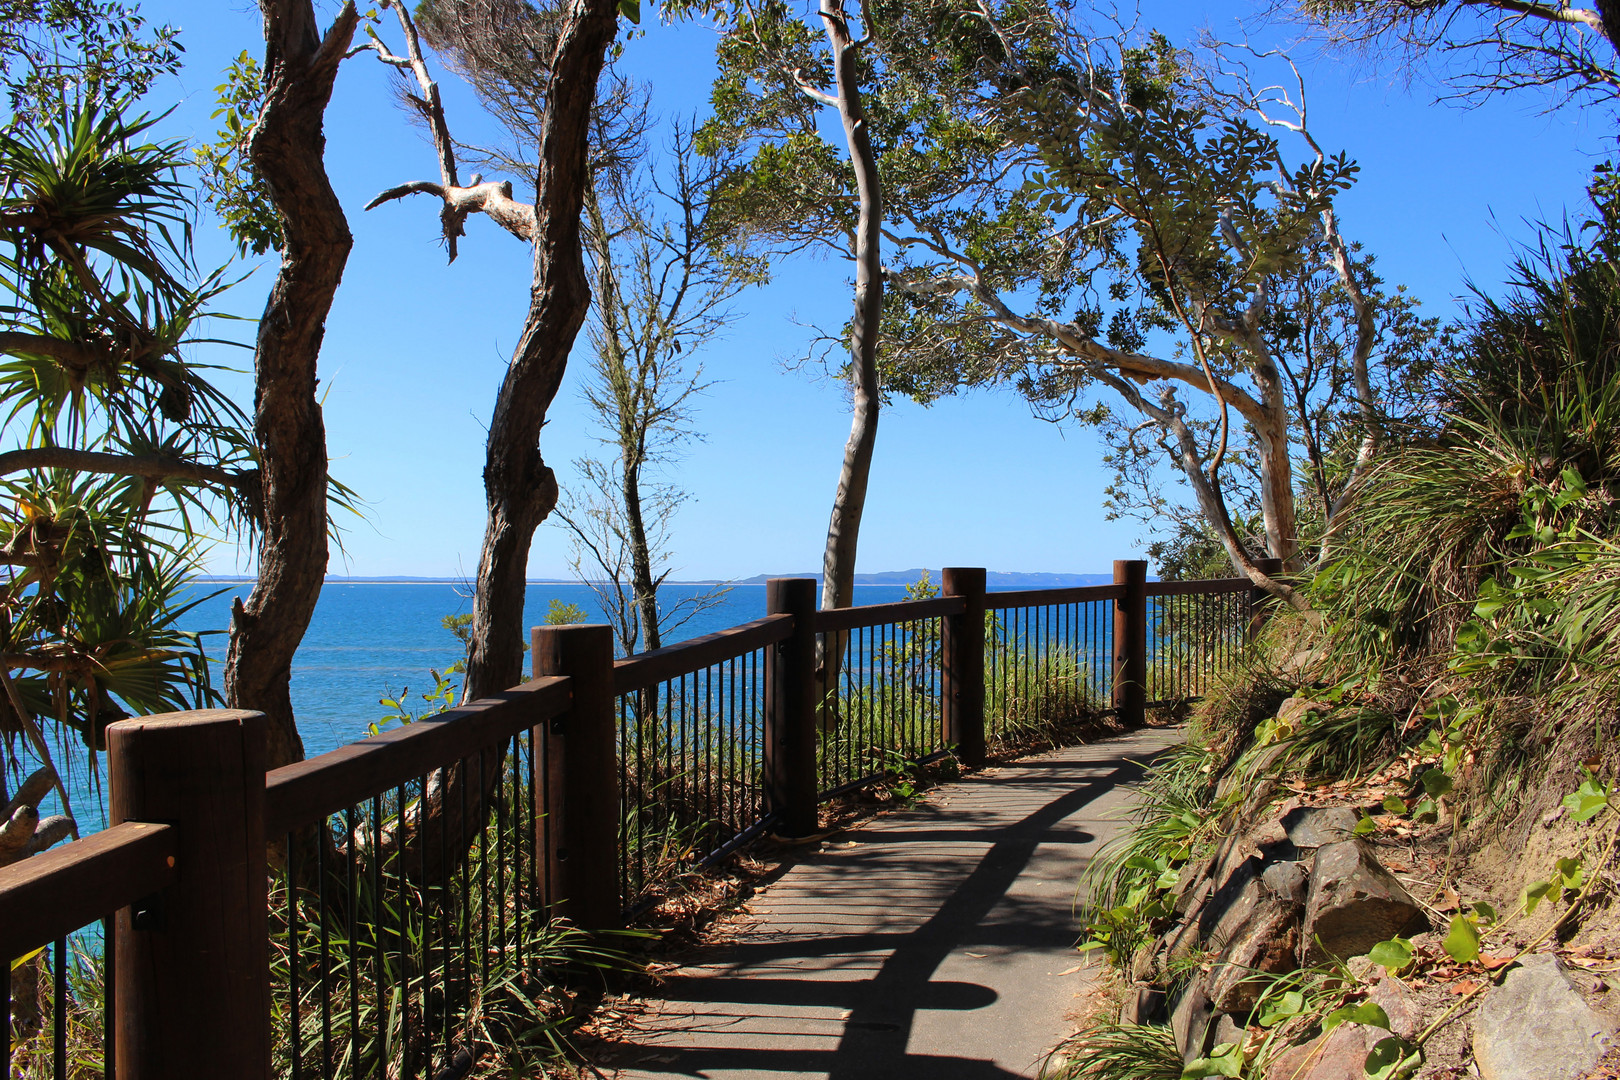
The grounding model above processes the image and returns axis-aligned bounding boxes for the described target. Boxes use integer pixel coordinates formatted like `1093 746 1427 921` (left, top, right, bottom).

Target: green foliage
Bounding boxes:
193 52 281 257
1079 739 1224 965
0 0 181 125
269 786 634 1077
1368 935 1414 975
545 597 588 625
0 95 254 785
1039 1019 1181 1080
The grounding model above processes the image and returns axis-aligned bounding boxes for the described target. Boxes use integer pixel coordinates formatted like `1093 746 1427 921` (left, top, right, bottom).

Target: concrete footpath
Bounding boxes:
600 725 1180 1080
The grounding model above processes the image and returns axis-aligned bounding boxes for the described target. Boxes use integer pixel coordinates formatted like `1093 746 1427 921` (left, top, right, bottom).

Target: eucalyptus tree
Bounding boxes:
672 0 890 627
1290 0 1620 111
870 18 1409 606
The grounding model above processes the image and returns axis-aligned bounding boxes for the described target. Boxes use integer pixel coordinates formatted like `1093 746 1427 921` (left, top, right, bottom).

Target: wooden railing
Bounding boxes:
0 561 1273 1079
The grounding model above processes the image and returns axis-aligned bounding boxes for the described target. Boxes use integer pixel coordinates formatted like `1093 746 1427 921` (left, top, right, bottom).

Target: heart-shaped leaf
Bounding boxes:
1421 769 1454 797
1258 990 1305 1028
1324 1001 1391 1033
1364 1035 1423 1080
1368 936 1414 975
1522 879 1553 914
1443 914 1480 964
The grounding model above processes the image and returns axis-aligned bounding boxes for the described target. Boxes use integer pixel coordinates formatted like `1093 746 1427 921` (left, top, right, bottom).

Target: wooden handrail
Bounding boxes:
0 821 176 962
613 614 794 696
265 676 572 835
986 584 1123 609
1145 577 1253 597
813 595 966 633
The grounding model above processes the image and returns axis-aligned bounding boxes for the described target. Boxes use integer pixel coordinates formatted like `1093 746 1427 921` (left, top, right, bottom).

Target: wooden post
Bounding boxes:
1113 559 1148 728
532 624 621 931
766 578 819 837
107 709 270 1080
941 567 987 769
1248 557 1284 642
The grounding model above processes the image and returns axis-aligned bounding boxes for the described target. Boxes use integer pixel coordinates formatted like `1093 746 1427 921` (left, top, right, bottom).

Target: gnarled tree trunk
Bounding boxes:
225 0 358 770
460 0 621 703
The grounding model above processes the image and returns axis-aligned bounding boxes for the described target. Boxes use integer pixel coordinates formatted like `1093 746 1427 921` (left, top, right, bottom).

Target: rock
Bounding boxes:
1261 860 1310 905
1121 985 1166 1026
1301 840 1427 965
1472 953 1613 1080
1263 1024 1373 1080
1281 805 1362 849
1262 980 1408 1080
1206 894 1299 1015
1129 940 1158 984
1171 976 1217 1064
1367 971 1420 1038
1195 847 1304 1016
1276 696 1324 728
1211 1013 1247 1051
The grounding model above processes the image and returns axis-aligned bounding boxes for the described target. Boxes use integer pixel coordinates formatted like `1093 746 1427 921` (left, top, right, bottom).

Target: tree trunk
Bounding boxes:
623 455 661 652
225 0 358 770
814 0 883 714
1246 337 1300 571
460 0 619 703
583 186 660 654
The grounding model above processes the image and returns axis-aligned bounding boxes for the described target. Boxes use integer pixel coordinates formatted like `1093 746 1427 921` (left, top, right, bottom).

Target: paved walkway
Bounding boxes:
601 726 1180 1080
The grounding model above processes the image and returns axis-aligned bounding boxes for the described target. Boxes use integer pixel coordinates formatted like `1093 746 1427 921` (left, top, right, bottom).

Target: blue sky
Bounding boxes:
138 0 1607 580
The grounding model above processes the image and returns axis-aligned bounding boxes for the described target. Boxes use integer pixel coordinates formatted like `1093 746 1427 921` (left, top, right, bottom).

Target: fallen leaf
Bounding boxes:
965 952 987 958
1568 956 1606 969
1450 980 1482 995
1479 954 1514 970
1056 964 1084 976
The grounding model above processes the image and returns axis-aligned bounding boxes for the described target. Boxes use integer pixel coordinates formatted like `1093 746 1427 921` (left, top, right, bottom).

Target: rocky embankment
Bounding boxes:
1122 745 1620 1079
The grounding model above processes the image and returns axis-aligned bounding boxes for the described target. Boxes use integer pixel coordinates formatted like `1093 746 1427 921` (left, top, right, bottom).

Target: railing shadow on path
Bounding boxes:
603 730 1179 1080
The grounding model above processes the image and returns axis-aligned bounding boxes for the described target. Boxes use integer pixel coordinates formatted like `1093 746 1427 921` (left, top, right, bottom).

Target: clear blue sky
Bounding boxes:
140 1 1606 580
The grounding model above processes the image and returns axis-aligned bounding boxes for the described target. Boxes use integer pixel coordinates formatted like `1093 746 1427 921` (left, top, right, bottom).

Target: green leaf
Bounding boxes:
1443 915 1480 964
1258 990 1305 1028
1522 879 1554 914
1421 769 1454 797
1324 1001 1391 1033
1413 798 1439 823
1368 936 1415 974
617 0 641 21
1354 814 1378 836
1363 1035 1423 1080
1181 1041 1244 1078
1563 779 1611 822
1382 795 1409 815
1471 901 1498 925
1557 856 1585 892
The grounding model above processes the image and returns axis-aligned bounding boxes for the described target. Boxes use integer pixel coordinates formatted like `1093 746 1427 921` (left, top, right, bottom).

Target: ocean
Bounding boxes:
182 579 917 758
34 580 919 832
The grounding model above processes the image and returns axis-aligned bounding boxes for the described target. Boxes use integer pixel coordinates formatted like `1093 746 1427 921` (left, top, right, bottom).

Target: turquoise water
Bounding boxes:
38 580 914 831
183 580 915 757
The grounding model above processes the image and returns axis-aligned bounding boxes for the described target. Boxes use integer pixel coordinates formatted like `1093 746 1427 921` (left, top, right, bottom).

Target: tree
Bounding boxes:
216 0 362 771
0 19 253 797
0 0 180 123
870 21 1401 608
558 122 753 657
675 0 886 626
365 0 621 704
1292 0 1620 111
